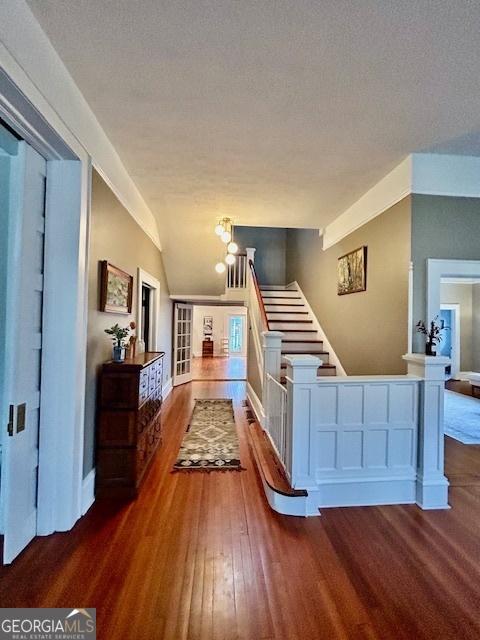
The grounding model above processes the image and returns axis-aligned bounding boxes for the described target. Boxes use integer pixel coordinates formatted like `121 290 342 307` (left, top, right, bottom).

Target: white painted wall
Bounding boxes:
192 306 247 357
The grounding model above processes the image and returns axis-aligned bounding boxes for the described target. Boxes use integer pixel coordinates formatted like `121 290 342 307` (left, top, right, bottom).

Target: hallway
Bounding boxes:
191 356 246 380
1 380 480 639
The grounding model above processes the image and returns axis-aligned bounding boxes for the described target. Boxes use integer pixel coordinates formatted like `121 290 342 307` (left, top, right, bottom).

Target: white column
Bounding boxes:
403 353 450 509
246 247 256 264
262 330 283 383
284 355 321 490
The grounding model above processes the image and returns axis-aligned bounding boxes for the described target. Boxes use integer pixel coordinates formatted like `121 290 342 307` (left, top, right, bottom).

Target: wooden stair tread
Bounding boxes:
267 311 309 314
264 303 305 307
260 287 298 292
282 339 323 343
281 350 328 355
281 362 336 369
279 329 317 333
270 319 312 323
248 421 307 498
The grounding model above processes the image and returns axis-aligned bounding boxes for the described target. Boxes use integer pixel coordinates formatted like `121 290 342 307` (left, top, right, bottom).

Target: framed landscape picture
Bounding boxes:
337 246 367 295
100 261 133 313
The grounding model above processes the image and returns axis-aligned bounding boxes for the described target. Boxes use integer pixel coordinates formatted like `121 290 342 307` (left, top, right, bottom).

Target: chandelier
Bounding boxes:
214 217 238 274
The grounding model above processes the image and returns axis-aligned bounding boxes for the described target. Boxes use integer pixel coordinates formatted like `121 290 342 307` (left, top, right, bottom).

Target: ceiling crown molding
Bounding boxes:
323 153 480 250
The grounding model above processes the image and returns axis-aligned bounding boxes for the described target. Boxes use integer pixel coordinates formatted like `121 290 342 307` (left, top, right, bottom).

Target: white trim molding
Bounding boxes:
81 469 96 516
323 153 480 249
427 259 480 326
322 157 412 249
162 377 173 401
247 382 265 429
137 268 161 351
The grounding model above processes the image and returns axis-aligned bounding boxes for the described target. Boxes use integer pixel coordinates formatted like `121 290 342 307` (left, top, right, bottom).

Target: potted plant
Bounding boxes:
416 316 447 356
105 323 131 362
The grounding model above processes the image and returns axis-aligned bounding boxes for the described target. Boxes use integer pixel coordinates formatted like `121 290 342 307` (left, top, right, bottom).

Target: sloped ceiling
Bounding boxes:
28 1 480 294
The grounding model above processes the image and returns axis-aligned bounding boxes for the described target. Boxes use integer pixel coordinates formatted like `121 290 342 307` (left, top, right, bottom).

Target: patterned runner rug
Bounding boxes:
173 399 244 471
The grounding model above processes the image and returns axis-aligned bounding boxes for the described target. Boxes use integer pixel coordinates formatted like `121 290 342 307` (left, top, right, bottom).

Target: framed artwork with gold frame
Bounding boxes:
100 261 133 313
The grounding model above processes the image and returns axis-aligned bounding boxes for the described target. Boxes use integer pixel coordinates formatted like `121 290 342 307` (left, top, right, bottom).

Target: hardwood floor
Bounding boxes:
1 380 480 639
191 356 246 380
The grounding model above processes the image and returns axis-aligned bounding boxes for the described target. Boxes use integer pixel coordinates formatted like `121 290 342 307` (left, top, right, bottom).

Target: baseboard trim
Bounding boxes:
162 377 173 400
246 382 266 428
81 469 96 516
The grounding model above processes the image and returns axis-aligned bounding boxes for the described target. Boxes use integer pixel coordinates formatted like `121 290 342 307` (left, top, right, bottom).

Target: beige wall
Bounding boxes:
440 282 473 371
84 171 172 477
192 305 247 357
286 197 412 375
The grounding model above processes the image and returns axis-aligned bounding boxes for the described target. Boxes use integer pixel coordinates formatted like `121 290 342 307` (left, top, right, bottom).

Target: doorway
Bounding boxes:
0 68 89 564
190 305 247 381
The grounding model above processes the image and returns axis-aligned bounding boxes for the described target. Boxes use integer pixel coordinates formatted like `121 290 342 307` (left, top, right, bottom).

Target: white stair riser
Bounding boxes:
281 341 323 350
260 285 288 291
261 291 301 299
269 322 314 331
282 349 329 363
265 305 306 313
279 331 319 340
267 313 310 321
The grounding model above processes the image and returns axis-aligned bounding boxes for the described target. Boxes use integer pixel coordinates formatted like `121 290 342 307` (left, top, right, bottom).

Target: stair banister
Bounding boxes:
248 259 269 331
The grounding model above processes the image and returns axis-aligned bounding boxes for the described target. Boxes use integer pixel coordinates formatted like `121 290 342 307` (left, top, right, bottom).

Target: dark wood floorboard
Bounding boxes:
1 380 480 639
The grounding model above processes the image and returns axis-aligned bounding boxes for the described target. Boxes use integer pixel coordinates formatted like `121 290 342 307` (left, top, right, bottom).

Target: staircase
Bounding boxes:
260 285 337 380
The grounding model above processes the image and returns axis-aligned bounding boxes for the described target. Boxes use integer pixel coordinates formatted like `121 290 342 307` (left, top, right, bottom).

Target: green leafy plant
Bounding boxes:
104 323 130 347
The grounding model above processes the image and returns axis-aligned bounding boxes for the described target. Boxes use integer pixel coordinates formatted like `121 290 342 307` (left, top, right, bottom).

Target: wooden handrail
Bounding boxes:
248 259 269 330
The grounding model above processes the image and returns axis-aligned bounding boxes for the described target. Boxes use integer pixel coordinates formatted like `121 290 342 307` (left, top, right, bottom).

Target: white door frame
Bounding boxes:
439 303 460 379
227 313 247 356
0 69 90 536
137 268 160 351
427 259 480 324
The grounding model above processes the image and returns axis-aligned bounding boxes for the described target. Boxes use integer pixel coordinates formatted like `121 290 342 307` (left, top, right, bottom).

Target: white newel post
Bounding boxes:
284 355 322 490
246 247 256 264
403 353 450 509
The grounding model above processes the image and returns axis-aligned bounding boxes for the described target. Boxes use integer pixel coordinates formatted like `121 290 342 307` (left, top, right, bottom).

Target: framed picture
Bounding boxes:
337 246 367 295
203 316 213 337
100 261 133 313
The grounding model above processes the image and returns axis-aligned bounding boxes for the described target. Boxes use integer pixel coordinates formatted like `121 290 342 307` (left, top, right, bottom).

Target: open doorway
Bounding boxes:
191 305 247 381
427 263 480 486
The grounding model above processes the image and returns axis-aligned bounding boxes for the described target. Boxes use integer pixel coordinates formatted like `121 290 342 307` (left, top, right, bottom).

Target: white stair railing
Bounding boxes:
265 372 289 477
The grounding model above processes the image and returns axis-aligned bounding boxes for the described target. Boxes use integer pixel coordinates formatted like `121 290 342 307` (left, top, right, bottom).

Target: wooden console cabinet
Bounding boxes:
202 340 214 357
96 351 165 496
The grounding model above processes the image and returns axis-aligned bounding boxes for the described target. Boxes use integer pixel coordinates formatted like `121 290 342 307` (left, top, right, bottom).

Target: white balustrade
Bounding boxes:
280 354 449 512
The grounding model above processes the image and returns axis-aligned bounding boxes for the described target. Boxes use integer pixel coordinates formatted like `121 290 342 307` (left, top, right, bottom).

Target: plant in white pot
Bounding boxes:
105 323 131 362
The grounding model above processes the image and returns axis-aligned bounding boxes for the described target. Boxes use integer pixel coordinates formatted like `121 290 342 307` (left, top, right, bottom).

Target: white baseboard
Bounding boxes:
292 281 347 376
81 469 96 516
162 377 173 399
246 382 265 428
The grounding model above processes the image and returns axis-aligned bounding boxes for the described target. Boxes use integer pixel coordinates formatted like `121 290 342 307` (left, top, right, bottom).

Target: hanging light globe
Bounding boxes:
221 230 232 244
214 223 224 236
215 262 226 274
227 242 238 254
225 253 235 265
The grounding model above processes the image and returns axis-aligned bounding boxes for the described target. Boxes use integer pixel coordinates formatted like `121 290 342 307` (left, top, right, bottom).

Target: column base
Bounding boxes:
416 475 450 510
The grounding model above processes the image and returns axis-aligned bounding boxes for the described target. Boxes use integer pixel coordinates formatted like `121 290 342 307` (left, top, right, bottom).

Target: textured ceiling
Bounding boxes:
28 0 480 294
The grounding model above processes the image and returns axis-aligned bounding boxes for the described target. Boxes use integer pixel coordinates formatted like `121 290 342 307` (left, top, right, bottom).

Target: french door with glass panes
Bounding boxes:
173 303 193 386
